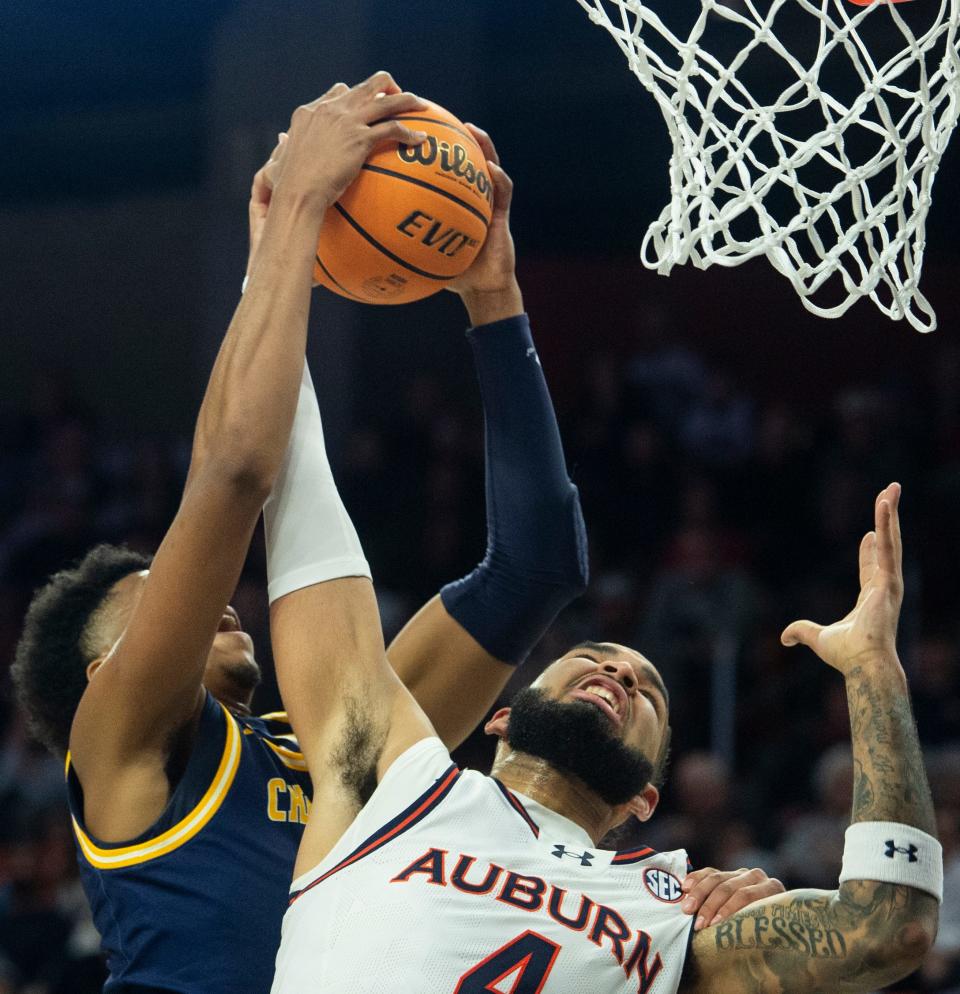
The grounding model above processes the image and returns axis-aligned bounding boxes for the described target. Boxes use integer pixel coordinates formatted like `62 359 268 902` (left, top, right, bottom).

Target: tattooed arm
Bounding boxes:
683 483 938 994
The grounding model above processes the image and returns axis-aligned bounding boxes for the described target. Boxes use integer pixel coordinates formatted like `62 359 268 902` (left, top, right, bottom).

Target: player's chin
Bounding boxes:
208 652 261 695
209 634 260 677
225 657 262 694
214 629 256 656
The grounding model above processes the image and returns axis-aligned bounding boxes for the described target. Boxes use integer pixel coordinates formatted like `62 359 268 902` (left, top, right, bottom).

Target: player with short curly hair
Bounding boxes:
13 544 152 758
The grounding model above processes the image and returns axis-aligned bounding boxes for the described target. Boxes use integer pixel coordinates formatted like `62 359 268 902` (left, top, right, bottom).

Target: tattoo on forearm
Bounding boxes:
693 663 939 994
714 908 846 959
845 665 936 834
708 884 937 994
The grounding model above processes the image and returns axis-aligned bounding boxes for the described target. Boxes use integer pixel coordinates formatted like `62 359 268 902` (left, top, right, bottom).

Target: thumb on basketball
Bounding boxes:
780 619 821 649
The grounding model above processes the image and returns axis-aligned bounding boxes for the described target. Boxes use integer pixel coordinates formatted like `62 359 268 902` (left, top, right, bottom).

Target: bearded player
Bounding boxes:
10 77 774 994
269 324 942 994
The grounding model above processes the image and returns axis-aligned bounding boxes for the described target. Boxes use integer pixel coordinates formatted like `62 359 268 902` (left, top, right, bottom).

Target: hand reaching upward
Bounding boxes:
244 73 428 284
447 125 516 297
781 481 904 674
447 124 523 325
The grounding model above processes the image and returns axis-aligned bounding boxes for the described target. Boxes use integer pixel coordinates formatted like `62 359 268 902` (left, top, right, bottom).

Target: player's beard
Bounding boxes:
505 686 655 806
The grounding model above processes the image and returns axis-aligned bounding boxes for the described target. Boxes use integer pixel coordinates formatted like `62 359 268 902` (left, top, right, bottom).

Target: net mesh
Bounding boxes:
576 0 960 331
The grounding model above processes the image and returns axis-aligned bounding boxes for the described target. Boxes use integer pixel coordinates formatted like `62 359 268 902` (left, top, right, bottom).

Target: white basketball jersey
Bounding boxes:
272 738 693 994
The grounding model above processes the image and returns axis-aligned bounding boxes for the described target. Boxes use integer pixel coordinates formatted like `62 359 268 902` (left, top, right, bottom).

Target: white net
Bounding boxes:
576 0 960 331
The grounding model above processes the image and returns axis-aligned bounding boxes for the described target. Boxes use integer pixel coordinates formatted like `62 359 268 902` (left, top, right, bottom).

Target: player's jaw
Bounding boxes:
205 606 261 713
500 685 656 808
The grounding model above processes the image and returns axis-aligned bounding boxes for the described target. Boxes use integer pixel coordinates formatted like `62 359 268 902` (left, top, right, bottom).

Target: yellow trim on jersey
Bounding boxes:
262 738 308 772
71 703 242 870
256 710 300 747
258 711 289 723
242 712 302 762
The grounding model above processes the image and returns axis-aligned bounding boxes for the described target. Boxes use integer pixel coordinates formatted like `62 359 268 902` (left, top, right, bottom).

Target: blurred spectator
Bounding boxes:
679 368 755 468
626 310 707 433
582 418 679 567
735 403 816 585
0 813 104 994
776 744 852 890
635 524 761 751
641 751 777 876
914 749 960 990
0 714 64 833
910 634 960 747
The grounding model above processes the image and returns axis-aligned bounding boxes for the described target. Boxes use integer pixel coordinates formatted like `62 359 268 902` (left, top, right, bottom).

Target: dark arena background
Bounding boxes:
1 2 959 991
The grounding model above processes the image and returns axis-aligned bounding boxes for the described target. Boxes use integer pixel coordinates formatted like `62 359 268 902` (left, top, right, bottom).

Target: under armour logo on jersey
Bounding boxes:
885 840 919 862
526 346 542 367
551 844 594 866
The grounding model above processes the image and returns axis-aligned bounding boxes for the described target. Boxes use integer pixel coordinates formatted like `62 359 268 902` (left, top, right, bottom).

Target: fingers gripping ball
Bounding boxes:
314 101 493 305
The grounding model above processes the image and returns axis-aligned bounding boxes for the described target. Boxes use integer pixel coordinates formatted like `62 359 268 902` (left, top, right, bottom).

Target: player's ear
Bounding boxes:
625 783 660 823
484 707 511 740
86 636 122 683
86 655 107 682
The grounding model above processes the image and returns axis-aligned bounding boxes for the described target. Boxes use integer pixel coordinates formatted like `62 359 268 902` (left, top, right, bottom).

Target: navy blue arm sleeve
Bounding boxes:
440 313 589 664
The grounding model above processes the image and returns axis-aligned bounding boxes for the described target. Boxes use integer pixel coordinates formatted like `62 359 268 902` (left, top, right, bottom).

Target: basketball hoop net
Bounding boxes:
576 0 960 331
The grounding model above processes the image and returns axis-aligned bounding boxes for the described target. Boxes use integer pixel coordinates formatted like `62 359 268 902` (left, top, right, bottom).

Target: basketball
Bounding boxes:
313 100 493 305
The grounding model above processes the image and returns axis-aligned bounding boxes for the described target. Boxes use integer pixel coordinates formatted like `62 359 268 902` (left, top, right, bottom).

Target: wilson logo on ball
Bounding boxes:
398 138 493 205
643 868 683 903
314 99 492 305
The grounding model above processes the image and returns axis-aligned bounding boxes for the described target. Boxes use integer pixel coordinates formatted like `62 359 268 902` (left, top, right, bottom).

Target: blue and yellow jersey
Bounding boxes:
66 692 312 994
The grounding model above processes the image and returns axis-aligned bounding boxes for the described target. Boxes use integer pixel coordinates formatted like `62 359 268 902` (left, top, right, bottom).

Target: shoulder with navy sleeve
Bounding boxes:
67 692 312 994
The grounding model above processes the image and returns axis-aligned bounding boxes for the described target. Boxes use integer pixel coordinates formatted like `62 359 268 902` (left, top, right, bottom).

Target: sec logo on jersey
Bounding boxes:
643 867 683 903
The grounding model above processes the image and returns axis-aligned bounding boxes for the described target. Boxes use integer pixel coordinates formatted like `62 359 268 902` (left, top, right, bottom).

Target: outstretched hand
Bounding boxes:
781 482 904 674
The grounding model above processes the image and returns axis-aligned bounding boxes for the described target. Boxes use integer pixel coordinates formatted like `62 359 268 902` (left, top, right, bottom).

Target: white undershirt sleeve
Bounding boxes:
263 362 371 603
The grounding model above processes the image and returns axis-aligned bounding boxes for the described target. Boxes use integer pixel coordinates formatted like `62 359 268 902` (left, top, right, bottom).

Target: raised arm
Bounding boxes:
70 76 428 814
261 90 443 878
387 126 588 748
684 483 940 994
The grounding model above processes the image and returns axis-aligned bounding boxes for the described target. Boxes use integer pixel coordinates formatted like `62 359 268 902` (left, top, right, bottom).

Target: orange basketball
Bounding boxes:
313 101 493 305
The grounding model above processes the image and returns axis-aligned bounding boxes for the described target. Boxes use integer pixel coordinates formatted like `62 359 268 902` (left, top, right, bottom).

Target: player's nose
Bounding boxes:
599 659 636 694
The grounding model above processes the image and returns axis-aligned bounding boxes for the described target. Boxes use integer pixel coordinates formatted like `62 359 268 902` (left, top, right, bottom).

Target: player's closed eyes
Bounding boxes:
640 689 663 718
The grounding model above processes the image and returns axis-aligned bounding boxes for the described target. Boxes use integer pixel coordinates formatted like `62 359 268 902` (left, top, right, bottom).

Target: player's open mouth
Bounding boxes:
569 678 627 727
218 606 242 633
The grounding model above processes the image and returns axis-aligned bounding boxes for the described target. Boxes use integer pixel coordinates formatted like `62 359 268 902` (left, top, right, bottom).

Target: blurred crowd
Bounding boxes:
0 316 958 994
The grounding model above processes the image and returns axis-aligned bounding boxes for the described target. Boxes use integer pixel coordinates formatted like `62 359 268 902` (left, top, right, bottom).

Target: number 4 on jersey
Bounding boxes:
455 931 561 994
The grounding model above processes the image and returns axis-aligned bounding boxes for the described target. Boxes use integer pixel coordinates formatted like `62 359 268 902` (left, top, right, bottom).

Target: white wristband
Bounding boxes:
839 822 943 903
